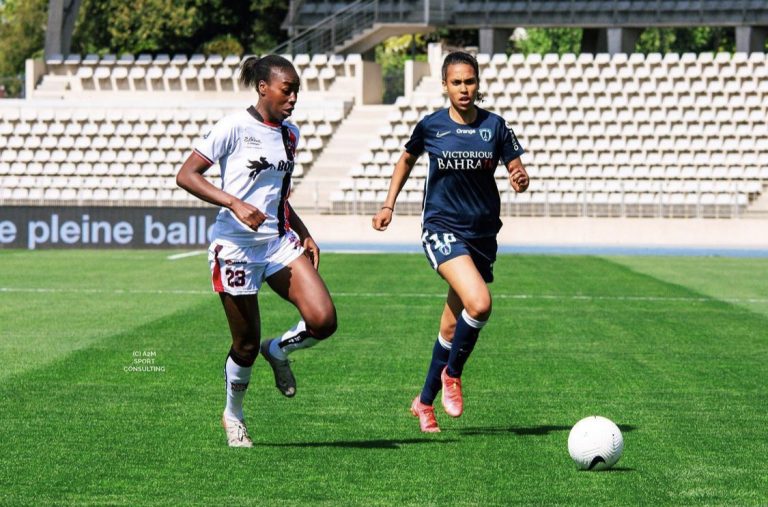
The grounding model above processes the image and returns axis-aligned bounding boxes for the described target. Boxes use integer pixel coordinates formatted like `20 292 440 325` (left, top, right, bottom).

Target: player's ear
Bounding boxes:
441 80 448 94
258 79 268 96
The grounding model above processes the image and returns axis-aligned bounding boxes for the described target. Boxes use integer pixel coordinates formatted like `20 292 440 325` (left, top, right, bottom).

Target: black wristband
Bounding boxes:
381 206 394 212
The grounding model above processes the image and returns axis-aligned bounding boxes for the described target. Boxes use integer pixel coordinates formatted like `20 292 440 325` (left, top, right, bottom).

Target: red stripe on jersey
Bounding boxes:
284 200 292 231
211 244 224 292
193 149 214 166
288 130 297 156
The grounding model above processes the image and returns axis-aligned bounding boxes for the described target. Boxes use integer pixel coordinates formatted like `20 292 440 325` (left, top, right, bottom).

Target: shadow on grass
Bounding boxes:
459 424 638 436
588 466 635 472
257 437 459 449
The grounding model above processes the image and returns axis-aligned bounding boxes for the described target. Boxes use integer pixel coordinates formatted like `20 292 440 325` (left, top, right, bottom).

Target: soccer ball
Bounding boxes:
567 415 624 471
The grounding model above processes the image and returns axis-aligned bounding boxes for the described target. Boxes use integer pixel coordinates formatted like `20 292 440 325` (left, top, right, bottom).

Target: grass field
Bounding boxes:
0 249 766 506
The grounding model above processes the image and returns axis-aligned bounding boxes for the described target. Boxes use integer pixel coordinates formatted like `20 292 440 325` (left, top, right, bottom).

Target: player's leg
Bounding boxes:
259 250 337 396
437 255 491 417
266 252 337 345
219 292 260 447
411 288 462 433
439 255 491 372
209 241 268 447
419 288 462 405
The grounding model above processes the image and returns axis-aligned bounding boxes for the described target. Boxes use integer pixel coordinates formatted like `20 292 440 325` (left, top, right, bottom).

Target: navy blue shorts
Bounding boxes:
421 228 497 283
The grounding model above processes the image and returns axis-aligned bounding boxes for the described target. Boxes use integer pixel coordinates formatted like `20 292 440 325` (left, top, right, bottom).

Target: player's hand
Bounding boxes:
509 166 529 193
303 236 320 270
231 200 268 231
372 207 393 231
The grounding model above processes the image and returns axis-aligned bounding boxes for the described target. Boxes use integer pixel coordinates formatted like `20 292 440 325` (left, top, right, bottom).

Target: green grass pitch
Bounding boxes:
0 249 766 505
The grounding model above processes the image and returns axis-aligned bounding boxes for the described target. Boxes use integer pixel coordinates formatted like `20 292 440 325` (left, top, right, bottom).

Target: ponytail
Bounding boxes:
239 54 296 89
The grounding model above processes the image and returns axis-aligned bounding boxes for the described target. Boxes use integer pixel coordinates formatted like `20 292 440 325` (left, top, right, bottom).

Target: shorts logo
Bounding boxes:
479 128 493 142
424 231 456 256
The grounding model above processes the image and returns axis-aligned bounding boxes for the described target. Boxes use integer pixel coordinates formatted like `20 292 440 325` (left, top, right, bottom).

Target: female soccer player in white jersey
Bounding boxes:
372 51 529 433
177 55 337 447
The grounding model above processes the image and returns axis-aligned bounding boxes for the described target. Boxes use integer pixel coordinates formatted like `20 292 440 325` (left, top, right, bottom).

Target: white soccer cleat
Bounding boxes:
221 414 253 448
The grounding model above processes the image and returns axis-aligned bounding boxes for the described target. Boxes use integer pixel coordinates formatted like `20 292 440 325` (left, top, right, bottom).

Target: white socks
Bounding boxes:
461 309 488 329
224 355 252 421
438 333 452 350
268 320 319 361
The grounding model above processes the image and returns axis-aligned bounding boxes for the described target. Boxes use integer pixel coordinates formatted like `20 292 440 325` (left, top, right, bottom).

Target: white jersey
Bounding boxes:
194 107 299 247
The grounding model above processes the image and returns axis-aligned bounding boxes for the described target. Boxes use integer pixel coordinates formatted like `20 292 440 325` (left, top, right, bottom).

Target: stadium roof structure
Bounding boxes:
44 0 768 58
277 0 768 55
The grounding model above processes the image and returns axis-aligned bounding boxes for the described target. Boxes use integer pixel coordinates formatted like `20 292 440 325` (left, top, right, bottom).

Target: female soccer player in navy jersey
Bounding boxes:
372 51 529 432
177 55 337 447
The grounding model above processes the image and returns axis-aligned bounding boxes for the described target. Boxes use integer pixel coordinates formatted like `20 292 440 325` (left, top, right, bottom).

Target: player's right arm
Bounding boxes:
176 152 267 231
372 150 418 231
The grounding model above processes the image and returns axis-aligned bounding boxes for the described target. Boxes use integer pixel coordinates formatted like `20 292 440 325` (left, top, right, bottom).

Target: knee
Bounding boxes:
230 339 259 366
463 296 492 322
306 305 337 340
440 322 456 341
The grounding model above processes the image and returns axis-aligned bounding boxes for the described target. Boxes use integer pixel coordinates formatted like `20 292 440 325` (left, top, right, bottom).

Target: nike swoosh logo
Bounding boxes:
436 130 450 138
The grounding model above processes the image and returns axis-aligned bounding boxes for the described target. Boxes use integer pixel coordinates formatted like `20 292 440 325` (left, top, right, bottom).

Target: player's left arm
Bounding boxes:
507 157 529 193
286 202 320 269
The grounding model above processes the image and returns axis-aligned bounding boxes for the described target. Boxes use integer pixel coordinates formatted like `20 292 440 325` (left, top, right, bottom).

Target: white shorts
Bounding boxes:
208 230 304 295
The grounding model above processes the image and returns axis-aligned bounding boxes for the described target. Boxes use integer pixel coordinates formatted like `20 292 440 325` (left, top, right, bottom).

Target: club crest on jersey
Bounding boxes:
248 157 274 179
247 156 294 179
479 128 493 142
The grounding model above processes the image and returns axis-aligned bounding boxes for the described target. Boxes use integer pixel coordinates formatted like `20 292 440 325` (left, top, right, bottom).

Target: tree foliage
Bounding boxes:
376 34 428 104
636 27 735 54
72 0 287 56
0 0 288 97
0 0 48 96
513 27 582 55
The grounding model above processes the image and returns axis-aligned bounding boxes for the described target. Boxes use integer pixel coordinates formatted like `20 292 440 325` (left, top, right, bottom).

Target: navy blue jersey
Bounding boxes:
404 108 525 238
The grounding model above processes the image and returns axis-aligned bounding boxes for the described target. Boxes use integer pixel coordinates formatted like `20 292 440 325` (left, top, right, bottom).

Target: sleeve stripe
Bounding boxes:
193 149 214 165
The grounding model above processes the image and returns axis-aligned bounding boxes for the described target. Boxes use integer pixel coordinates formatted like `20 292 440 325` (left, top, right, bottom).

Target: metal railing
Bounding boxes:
272 0 378 56
272 0 451 55
288 177 758 219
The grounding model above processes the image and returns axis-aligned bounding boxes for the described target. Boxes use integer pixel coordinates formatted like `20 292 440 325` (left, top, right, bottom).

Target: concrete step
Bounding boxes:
290 103 392 211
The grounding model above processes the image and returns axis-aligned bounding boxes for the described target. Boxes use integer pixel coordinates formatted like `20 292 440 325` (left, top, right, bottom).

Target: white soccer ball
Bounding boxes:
567 415 624 471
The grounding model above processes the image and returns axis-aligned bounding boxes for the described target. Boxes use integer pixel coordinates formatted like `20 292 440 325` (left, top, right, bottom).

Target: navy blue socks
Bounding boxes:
419 334 452 405
446 309 487 378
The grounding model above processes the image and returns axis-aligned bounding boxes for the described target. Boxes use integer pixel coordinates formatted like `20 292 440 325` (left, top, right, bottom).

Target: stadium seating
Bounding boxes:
32 53 359 97
0 101 349 205
2 52 362 205
4 50 767 217
330 51 768 218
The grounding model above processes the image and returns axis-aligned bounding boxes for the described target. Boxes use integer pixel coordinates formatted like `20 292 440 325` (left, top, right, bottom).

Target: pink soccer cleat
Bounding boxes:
410 396 441 433
441 367 464 417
